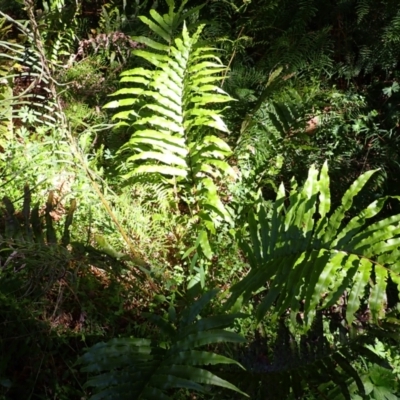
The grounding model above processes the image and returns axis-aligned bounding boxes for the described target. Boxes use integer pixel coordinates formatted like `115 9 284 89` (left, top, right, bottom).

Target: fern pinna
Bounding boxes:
105 0 236 258
226 161 400 329
79 289 248 399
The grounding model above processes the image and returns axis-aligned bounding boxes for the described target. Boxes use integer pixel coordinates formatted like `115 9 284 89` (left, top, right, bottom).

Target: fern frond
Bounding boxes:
232 318 369 400
79 290 248 399
106 18 233 180
0 29 58 132
105 1 237 258
227 161 400 329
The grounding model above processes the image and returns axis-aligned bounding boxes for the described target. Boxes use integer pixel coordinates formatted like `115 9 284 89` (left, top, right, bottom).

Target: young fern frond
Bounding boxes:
227 161 400 328
79 289 248 399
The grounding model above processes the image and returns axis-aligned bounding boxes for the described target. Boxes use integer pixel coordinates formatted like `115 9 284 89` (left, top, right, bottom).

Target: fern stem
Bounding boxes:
221 26 245 88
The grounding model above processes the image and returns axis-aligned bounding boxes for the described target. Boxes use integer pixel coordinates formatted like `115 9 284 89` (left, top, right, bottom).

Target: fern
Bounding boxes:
105 0 237 257
79 289 248 399
226 316 374 400
226 162 400 329
0 16 58 132
356 0 372 24
0 185 77 296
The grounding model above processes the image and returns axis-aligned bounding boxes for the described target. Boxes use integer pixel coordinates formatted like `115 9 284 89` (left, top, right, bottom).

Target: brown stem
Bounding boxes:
221 26 245 88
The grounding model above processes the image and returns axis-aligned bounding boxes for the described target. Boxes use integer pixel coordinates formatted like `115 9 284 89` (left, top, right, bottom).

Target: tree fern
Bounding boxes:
105 0 237 256
226 161 400 329
79 289 248 399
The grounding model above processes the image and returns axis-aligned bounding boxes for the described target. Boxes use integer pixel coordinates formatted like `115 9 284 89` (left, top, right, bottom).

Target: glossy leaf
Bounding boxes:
80 290 248 399
229 163 400 328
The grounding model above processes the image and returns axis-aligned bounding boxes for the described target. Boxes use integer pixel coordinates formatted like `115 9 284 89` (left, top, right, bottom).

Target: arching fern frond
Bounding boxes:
229 315 371 400
79 289 248 399
226 161 400 329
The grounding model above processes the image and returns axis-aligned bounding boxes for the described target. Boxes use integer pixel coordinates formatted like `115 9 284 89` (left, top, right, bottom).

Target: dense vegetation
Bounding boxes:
1 0 400 398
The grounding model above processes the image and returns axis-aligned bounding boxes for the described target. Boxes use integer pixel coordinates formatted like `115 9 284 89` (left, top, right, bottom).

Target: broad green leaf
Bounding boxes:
346 258 372 325
266 66 283 87
199 264 205 288
174 330 246 352
333 197 389 248
180 289 219 327
189 63 226 74
139 15 171 42
369 266 388 322
143 313 177 337
255 255 299 319
347 211 400 250
197 230 212 260
330 353 365 397
123 165 187 178
365 237 400 257
147 83 182 105
131 130 186 145
248 211 261 263
325 256 360 309
294 164 319 234
315 161 331 237
134 116 183 134
303 249 332 320
156 365 248 396
149 9 172 35
150 374 206 392
119 75 150 85
143 104 183 123
317 251 347 306
191 94 233 104
127 151 187 167
169 350 244 368
323 169 378 244
133 48 168 67
126 136 187 157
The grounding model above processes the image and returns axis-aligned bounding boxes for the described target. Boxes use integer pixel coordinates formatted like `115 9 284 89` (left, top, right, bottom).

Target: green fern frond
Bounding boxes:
356 0 372 24
233 318 370 400
106 17 233 180
0 33 58 131
79 289 248 399
105 1 237 258
227 161 400 329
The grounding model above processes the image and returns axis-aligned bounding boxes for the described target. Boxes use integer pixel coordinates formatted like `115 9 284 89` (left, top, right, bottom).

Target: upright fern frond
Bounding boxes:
79 289 248 399
106 13 233 178
105 1 237 256
227 162 400 329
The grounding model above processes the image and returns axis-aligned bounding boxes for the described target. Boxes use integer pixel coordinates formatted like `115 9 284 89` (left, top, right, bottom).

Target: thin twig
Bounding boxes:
221 26 245 88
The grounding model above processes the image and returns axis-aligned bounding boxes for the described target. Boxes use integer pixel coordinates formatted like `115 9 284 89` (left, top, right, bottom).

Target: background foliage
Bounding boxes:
1 0 400 399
